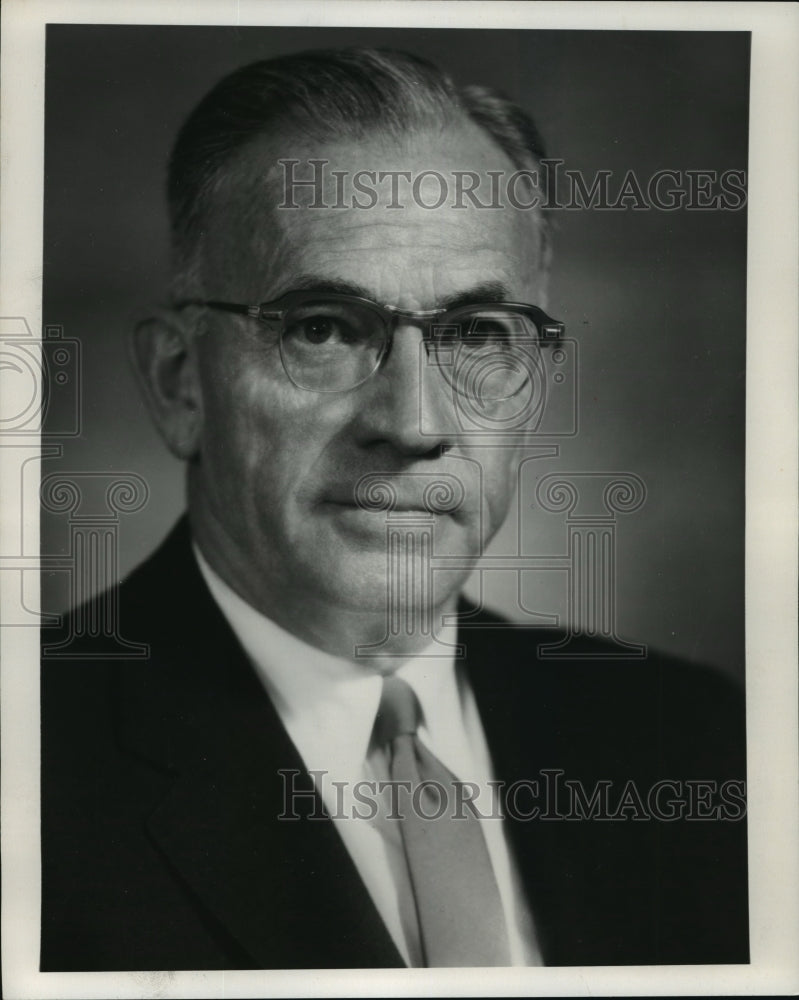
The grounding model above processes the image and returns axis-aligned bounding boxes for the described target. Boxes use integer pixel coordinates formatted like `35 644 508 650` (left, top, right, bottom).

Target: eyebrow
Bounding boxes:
280 275 512 309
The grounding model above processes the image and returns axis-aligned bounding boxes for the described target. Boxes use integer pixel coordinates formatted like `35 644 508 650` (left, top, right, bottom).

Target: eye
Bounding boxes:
460 312 524 350
469 317 515 342
437 309 533 349
287 315 343 345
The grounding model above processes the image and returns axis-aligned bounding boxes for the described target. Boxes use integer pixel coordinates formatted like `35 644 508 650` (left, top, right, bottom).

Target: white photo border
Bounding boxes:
1 2 797 997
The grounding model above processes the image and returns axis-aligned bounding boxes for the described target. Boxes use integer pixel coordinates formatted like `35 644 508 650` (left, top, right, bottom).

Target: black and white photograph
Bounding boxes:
1 2 797 997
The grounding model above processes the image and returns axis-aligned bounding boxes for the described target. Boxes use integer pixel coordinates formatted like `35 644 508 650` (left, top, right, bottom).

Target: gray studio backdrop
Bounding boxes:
41 26 749 680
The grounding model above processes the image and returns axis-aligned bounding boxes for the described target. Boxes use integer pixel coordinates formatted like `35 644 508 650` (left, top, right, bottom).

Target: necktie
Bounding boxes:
373 675 511 967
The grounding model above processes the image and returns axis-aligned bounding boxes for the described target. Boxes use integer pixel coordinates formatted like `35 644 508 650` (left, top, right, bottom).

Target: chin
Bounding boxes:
286 511 477 612
314 553 396 612
311 547 465 619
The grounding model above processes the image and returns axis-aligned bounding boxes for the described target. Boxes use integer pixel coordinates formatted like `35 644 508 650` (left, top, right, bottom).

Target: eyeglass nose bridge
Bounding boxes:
378 303 447 368
383 303 445 322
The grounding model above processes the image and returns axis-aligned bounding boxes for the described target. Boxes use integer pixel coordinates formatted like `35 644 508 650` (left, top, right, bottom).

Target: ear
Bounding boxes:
131 311 204 460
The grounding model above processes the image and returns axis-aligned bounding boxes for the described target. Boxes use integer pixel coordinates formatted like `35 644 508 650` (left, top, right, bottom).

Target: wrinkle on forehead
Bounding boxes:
199 122 547 303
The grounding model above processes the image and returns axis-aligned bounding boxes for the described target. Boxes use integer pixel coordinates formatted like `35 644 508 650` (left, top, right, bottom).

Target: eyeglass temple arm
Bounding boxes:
202 301 264 319
174 299 282 321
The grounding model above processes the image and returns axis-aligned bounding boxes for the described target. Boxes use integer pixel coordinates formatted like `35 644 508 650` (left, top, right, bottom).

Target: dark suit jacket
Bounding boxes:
41 517 748 970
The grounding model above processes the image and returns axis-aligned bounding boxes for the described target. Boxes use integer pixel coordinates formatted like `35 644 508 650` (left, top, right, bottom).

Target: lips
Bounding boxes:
324 495 432 512
328 498 432 512
327 473 467 516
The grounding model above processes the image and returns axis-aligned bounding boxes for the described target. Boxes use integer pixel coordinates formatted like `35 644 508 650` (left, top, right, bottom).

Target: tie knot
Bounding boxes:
374 675 421 745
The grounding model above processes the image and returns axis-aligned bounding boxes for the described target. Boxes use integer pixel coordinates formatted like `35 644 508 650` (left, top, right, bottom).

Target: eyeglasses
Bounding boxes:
183 290 565 400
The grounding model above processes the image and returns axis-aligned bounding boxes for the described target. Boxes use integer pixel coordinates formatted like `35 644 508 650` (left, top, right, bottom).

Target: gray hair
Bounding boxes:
168 47 550 299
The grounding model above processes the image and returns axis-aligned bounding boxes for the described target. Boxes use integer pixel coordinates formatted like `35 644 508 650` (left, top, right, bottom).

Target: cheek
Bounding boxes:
196 352 349 500
480 447 520 531
202 371 271 465
193 352 284 507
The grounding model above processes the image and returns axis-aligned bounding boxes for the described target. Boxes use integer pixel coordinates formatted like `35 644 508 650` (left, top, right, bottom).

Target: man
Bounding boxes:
41 48 748 970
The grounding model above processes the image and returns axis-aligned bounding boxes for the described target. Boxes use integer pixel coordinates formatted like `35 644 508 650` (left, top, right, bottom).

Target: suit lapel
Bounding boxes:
144 688 404 969
116 521 404 969
462 617 674 966
462 619 595 965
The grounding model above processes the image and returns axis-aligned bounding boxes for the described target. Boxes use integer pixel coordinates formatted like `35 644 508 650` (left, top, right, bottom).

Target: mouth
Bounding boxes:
324 472 467 518
323 498 445 515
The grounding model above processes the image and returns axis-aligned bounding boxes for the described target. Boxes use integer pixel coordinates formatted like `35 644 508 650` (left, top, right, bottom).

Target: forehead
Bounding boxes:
208 121 546 306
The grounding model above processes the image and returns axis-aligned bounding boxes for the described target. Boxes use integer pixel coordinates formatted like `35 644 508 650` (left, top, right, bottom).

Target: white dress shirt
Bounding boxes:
194 546 542 967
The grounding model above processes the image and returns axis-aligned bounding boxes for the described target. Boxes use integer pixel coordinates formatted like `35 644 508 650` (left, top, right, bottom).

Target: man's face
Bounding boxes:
185 121 547 633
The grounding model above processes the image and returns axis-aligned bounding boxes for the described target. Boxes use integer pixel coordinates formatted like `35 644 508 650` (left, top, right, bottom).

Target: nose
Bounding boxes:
352 320 458 457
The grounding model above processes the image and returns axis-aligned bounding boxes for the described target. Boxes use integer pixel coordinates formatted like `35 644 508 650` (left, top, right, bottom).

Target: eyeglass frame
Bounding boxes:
178 290 566 394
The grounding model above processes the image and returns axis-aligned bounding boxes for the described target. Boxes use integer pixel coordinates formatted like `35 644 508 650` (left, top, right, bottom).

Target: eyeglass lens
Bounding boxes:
279 298 542 398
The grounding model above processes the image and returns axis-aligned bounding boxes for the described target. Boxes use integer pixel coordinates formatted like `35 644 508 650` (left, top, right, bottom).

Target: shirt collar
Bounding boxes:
193 544 462 780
